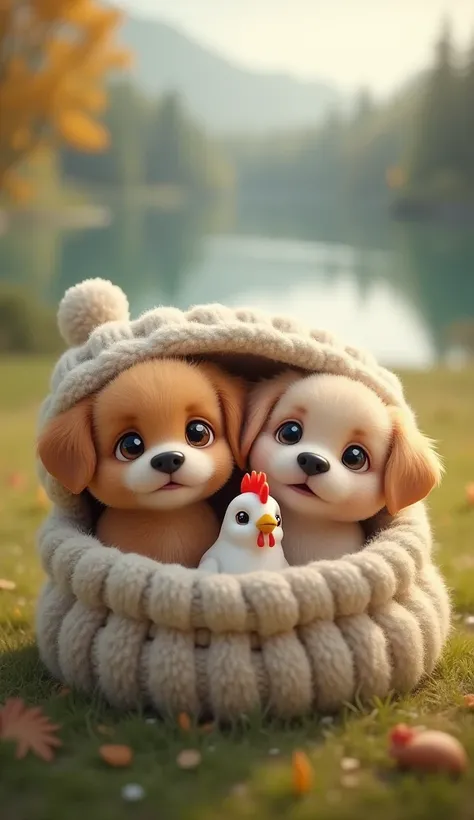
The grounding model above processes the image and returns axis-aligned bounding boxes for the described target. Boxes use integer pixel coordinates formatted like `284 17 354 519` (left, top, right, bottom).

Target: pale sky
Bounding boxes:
118 0 472 95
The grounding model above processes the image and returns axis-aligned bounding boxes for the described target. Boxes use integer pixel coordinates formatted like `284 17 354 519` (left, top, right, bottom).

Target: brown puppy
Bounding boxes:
38 359 245 567
242 371 442 565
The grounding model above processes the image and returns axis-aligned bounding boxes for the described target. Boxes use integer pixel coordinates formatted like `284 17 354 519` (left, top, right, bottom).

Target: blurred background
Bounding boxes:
1 0 474 368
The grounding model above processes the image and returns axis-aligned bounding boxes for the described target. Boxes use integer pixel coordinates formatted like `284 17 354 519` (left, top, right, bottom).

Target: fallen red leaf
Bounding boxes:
0 698 62 761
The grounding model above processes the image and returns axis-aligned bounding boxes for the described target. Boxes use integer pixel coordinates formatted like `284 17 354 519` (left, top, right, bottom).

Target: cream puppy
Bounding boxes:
242 371 442 565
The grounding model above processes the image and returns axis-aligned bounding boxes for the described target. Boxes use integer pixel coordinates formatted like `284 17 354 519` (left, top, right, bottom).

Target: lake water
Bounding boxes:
1 198 474 368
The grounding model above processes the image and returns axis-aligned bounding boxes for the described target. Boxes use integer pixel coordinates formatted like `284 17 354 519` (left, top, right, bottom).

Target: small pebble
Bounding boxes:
145 717 157 725
390 730 468 775
464 615 474 628
340 757 360 773
268 748 280 756
121 784 145 802
320 716 334 727
177 749 202 770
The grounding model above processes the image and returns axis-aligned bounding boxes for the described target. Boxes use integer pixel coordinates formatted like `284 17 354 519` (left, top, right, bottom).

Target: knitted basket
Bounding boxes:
35 279 451 719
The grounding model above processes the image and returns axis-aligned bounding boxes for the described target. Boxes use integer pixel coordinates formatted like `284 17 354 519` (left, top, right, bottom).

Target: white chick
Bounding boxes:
198 471 288 574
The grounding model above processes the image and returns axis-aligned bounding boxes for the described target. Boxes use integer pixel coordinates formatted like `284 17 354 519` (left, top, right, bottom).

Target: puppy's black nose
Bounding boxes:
150 451 185 474
297 452 330 476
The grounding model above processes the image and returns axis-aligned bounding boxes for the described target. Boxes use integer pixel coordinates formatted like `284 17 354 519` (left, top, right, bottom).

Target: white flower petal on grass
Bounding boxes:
121 784 145 802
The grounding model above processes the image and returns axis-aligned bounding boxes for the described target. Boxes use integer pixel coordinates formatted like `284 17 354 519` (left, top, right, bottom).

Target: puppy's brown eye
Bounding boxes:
342 445 369 472
186 420 214 448
115 433 145 462
276 421 303 445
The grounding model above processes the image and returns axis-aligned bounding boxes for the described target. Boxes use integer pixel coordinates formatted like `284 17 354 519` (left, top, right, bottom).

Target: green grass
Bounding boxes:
1 358 474 820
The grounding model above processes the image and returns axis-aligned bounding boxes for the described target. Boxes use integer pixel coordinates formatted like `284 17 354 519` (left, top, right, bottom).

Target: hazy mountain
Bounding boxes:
119 17 343 134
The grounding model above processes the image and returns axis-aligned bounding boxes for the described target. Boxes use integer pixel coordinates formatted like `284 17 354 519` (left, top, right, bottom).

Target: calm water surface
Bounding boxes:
1 200 473 368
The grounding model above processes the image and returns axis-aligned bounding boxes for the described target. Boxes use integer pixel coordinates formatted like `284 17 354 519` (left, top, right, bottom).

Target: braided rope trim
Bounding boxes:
35 506 450 718
45 306 408 423
37 501 448 634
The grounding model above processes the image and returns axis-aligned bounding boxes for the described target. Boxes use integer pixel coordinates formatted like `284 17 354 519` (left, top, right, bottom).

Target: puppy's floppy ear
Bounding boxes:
384 406 443 516
201 364 247 470
241 370 300 467
37 397 96 495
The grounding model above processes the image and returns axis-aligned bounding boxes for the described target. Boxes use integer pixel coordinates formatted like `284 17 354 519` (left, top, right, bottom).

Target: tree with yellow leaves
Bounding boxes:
0 0 130 201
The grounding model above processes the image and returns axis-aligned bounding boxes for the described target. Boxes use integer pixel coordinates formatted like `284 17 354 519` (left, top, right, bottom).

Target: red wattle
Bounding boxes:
257 532 265 548
269 533 275 548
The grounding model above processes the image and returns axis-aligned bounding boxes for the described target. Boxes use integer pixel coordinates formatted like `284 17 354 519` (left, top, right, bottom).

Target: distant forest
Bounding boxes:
61 23 474 210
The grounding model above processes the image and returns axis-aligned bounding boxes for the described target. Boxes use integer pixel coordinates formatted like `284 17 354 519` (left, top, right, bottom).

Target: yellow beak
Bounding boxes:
256 513 278 534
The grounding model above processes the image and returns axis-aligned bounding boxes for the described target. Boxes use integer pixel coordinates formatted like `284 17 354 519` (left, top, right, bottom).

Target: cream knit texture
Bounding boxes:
35 278 451 719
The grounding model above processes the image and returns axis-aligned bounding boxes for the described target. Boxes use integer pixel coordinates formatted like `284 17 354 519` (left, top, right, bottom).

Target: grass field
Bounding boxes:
1 357 474 820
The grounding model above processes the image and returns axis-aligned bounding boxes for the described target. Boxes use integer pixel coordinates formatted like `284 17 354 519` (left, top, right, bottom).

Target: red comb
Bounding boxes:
241 471 269 503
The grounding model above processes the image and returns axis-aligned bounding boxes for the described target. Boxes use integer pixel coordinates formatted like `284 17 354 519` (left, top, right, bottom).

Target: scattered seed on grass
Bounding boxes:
0 579 16 591
340 757 360 773
99 744 133 768
178 712 191 732
292 750 314 795
121 784 145 802
177 749 202 770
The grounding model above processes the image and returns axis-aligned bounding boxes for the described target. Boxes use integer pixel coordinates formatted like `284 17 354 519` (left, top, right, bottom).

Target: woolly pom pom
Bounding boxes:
57 278 130 347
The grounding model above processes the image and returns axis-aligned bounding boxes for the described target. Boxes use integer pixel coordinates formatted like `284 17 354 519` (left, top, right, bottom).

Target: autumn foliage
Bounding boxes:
0 0 130 200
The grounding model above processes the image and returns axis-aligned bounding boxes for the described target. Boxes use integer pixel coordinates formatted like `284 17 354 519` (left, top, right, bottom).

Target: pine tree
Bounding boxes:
409 20 462 192
0 0 130 200
460 35 474 184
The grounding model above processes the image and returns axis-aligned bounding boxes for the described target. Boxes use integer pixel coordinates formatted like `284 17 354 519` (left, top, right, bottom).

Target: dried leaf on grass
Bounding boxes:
7 472 26 490
0 698 62 761
466 483 474 506
292 750 314 795
99 744 133 767
0 579 16 591
178 712 191 732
